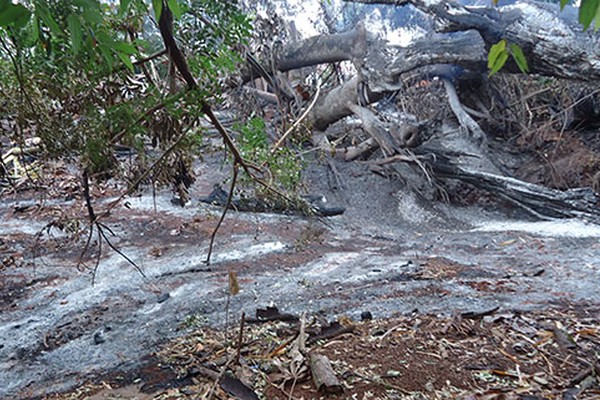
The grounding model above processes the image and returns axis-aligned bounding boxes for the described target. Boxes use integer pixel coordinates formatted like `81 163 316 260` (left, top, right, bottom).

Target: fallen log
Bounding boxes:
417 149 600 221
349 0 600 81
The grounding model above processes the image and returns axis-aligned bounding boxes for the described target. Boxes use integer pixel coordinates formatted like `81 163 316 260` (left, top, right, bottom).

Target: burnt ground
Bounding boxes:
1 150 600 399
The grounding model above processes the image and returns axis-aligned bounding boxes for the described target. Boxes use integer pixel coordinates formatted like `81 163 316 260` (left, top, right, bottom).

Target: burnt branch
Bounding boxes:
78 169 146 284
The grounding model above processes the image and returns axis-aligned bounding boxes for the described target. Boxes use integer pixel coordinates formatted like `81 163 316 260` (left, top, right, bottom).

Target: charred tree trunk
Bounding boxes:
419 149 600 222
349 0 600 81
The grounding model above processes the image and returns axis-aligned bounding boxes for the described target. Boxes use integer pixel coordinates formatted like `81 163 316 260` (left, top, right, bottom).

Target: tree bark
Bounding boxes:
418 149 600 222
348 0 600 81
310 353 343 394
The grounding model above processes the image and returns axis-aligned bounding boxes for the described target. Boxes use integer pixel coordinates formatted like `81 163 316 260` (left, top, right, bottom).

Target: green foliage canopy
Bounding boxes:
0 0 251 183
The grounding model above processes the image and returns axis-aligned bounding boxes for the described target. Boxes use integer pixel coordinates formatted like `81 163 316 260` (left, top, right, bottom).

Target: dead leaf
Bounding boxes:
229 270 239 295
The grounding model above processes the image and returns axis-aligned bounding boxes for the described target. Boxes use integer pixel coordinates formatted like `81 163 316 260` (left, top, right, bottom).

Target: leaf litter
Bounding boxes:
46 305 600 400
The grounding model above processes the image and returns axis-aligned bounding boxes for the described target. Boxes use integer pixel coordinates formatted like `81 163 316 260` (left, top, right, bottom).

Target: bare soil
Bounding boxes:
2 152 600 400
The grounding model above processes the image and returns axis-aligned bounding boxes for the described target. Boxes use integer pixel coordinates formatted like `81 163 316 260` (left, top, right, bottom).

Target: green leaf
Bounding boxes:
488 49 509 77
579 0 600 30
490 51 509 76
96 30 114 46
82 7 103 25
594 0 600 30
30 15 40 42
98 43 115 68
509 43 529 73
117 51 134 72
119 0 132 16
0 0 31 29
114 41 137 55
67 14 83 54
166 0 182 18
73 0 101 10
96 31 117 67
152 0 162 20
72 0 104 25
487 39 506 69
34 1 61 35
560 0 570 10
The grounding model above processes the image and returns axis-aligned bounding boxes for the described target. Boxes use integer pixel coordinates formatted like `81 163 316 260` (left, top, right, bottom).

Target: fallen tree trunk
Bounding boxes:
417 150 600 221
242 24 368 83
349 0 600 82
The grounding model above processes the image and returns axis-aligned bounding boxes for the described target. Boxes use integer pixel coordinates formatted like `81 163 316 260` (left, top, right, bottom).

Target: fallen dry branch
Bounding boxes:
342 138 378 161
78 168 146 284
420 150 600 221
310 353 343 394
313 132 378 161
348 103 400 156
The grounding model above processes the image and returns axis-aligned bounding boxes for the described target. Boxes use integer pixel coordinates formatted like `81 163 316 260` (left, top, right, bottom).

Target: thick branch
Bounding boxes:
309 76 384 130
158 1 197 89
241 25 369 82
347 0 600 81
364 31 486 92
278 23 368 72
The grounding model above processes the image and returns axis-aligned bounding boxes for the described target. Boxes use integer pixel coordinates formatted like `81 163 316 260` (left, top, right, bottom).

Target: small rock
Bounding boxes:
93 331 105 345
361 311 373 321
157 293 170 303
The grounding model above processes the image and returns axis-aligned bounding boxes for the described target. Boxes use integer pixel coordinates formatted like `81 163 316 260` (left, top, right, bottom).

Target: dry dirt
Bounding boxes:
1 152 600 400
44 307 600 400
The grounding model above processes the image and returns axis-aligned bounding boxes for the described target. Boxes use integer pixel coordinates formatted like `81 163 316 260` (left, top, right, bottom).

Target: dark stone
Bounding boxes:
93 331 105 345
157 293 170 303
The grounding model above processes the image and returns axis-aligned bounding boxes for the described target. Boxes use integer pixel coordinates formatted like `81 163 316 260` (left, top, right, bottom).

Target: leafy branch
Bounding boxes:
487 39 529 77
